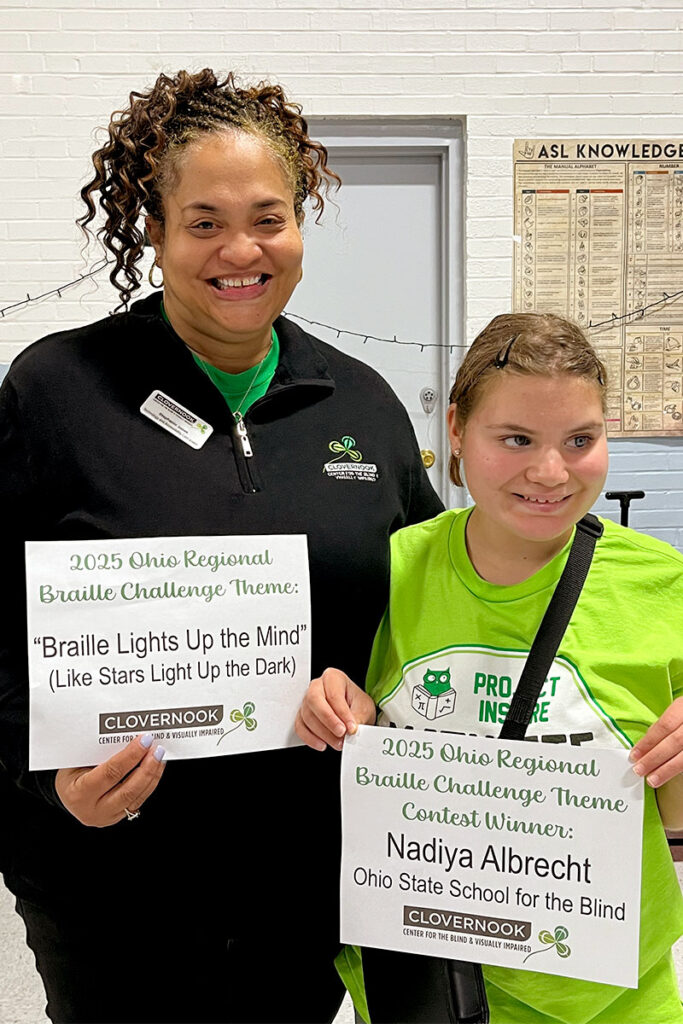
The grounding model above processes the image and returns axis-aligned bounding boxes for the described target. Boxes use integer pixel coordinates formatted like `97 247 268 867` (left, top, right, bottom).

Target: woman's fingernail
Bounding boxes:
140 733 154 749
333 722 346 737
628 747 640 762
154 746 166 762
347 720 358 735
632 762 645 776
647 774 660 787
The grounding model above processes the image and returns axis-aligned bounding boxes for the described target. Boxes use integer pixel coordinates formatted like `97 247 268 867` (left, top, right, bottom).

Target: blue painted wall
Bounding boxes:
596 438 683 551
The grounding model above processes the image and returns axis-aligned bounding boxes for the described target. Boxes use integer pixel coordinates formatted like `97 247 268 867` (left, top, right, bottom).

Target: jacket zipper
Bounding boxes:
234 413 253 458
232 412 257 493
229 380 332 494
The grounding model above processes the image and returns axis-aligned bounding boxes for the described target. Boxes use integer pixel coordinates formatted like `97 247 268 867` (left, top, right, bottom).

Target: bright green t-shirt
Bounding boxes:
159 299 279 416
190 329 279 417
342 509 683 1024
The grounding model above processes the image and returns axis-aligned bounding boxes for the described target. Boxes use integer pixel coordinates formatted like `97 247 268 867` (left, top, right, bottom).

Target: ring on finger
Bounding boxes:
124 806 141 822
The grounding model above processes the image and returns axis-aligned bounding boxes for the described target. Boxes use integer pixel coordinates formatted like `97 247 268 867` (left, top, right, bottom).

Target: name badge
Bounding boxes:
141 390 213 449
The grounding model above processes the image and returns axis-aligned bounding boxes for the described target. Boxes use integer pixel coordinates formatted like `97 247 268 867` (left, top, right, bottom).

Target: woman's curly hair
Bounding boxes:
78 68 341 307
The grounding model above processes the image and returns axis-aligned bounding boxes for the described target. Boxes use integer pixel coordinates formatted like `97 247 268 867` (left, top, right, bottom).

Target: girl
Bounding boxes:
296 312 683 1024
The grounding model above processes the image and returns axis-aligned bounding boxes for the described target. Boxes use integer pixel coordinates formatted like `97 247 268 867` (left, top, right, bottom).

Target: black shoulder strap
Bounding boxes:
498 513 603 741
363 515 602 1024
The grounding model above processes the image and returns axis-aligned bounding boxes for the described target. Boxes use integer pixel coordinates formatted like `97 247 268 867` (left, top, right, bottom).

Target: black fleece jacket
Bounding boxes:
0 293 442 928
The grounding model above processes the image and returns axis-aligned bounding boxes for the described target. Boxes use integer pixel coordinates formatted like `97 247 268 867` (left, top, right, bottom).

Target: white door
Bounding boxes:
287 130 464 505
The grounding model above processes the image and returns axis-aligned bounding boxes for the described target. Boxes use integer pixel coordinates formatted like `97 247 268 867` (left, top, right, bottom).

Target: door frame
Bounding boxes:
306 118 466 506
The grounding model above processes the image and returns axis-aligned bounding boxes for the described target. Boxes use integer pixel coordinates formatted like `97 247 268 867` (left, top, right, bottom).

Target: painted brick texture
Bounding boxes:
1 0 681 546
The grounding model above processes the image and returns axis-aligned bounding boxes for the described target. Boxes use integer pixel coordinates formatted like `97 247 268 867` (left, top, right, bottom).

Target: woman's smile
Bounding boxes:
208 273 272 300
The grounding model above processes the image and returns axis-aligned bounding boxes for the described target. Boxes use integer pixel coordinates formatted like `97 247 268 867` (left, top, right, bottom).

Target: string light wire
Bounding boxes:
0 258 113 318
2 261 682 349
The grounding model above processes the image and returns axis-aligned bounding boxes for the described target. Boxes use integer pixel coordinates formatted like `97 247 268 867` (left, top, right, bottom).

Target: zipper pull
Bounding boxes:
233 413 253 458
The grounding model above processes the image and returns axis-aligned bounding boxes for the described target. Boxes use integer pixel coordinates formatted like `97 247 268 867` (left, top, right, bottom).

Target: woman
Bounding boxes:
0 69 442 1024
297 313 683 1023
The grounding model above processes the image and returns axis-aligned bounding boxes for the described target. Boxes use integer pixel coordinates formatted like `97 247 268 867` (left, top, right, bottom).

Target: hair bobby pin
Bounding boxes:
493 335 518 368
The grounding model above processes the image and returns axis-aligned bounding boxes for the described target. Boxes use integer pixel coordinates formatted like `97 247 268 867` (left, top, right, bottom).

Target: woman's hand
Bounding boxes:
630 698 683 829
55 733 166 827
295 667 377 752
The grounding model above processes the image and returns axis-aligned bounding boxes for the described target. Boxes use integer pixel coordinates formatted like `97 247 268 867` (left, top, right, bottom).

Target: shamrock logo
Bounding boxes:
217 702 257 746
523 926 571 964
327 436 363 464
196 422 208 434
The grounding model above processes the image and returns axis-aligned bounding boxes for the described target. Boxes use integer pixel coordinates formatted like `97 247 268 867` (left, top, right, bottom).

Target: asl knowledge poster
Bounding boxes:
514 138 683 437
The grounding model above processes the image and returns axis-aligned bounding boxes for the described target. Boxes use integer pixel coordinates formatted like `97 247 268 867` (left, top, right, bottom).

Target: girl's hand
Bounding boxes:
295 667 377 751
630 697 683 788
55 733 166 827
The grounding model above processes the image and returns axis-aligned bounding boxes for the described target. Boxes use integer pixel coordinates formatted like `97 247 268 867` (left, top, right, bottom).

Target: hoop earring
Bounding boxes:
148 260 163 289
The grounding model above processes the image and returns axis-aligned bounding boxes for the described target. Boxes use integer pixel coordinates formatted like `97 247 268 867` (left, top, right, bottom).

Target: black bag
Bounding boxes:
363 947 488 1024
361 515 603 1024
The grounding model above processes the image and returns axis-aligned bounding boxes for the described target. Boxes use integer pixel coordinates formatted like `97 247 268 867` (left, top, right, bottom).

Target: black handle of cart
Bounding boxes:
605 490 645 527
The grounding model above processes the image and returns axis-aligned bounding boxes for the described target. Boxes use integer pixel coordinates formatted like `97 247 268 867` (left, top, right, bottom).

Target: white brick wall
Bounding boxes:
1 0 682 546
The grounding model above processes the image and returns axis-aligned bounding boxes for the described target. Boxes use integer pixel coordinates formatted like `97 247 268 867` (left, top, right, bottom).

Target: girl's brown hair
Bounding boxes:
78 68 340 307
449 312 607 487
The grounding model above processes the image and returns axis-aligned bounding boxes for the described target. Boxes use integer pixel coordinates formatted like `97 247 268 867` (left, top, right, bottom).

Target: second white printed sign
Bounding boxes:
341 726 643 988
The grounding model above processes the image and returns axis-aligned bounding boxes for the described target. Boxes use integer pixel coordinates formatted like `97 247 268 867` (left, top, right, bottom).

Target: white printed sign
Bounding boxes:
27 535 310 769
341 726 643 988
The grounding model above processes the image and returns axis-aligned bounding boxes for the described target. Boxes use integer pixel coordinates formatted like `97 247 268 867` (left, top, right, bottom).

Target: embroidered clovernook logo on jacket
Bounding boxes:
323 435 378 482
